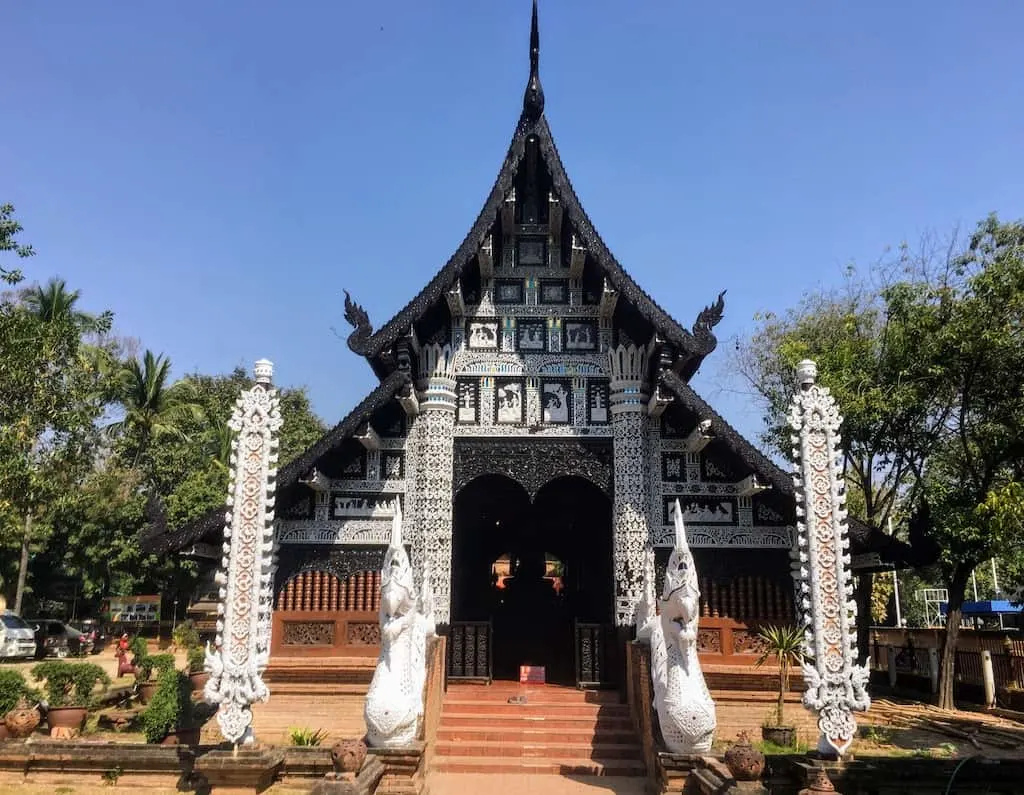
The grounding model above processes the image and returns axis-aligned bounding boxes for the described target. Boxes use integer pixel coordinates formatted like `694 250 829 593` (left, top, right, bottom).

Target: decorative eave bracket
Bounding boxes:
737 474 769 498
478 235 494 278
397 384 420 418
299 467 330 493
683 419 714 453
647 383 674 418
446 279 465 320
501 188 516 233
548 191 562 249
569 233 586 279
600 279 619 322
355 422 381 452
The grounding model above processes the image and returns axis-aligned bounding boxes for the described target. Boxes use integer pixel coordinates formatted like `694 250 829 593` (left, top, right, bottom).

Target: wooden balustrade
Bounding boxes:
271 569 382 658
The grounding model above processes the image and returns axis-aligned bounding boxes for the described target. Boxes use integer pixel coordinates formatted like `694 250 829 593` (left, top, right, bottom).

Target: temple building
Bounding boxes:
143 5 903 688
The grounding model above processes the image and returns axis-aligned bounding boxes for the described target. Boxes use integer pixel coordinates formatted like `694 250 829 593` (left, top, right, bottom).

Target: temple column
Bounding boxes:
609 344 652 627
205 359 282 745
409 343 457 625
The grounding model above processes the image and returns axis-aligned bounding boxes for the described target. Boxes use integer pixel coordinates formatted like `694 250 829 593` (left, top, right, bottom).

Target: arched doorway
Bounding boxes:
451 473 613 684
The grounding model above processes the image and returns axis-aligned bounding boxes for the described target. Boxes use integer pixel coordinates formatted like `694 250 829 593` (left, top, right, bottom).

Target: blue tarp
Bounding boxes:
939 599 1024 616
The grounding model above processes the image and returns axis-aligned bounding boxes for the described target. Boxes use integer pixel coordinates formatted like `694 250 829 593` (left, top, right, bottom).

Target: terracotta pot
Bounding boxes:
4 699 41 738
724 733 765 780
189 671 210 692
137 681 159 704
160 727 201 745
46 706 88 737
761 725 796 748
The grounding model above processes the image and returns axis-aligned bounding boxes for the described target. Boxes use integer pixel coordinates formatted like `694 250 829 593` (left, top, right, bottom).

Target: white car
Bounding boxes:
1 611 37 660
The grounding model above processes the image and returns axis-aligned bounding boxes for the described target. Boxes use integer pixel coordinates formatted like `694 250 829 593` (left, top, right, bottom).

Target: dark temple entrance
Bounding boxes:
451 474 614 685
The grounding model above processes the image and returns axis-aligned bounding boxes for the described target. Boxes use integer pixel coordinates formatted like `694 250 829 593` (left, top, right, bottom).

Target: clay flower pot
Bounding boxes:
137 681 159 704
160 727 201 745
724 732 765 781
188 671 210 692
46 706 88 738
4 699 41 739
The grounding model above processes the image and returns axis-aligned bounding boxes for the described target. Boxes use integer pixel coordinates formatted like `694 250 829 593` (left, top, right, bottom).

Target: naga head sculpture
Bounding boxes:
381 498 416 619
661 499 700 625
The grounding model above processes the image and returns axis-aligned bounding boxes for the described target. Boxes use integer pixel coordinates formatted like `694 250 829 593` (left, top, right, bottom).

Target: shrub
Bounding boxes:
0 669 38 715
136 652 175 682
172 620 200 651
288 726 328 746
140 664 180 743
140 665 197 743
31 661 111 708
128 635 148 660
187 645 206 674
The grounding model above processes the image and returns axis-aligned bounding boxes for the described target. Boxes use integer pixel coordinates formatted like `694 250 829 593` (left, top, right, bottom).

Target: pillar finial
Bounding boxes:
254 358 274 385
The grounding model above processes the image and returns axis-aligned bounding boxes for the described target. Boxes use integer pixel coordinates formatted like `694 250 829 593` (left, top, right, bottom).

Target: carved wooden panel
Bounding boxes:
696 628 722 654
346 622 381 646
452 439 613 497
732 629 769 656
282 621 335 646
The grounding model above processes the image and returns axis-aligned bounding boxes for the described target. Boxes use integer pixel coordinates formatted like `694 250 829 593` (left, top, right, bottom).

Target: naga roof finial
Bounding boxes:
522 0 545 122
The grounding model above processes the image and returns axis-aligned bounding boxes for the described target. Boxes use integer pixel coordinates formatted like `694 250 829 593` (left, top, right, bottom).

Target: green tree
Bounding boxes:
0 203 35 285
738 215 1024 710
890 216 1024 708
106 350 205 476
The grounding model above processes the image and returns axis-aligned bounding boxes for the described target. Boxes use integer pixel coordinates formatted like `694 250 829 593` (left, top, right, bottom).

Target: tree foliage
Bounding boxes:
738 214 1024 710
0 203 327 617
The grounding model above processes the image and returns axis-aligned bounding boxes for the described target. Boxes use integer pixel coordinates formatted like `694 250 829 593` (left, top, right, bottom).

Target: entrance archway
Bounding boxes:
451 474 613 684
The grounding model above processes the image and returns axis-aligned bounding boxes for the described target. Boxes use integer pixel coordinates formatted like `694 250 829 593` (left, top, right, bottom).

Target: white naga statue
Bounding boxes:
636 499 717 753
364 499 436 748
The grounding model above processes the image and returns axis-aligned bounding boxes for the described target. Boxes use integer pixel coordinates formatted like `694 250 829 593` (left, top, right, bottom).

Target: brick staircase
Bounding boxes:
432 682 645 776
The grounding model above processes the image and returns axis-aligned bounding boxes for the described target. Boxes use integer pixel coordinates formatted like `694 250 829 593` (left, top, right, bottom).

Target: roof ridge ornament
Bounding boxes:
521 0 545 123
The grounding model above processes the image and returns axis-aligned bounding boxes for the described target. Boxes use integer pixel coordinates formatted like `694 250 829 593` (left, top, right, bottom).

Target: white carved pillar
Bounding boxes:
789 359 870 755
609 344 651 626
204 359 282 745
410 344 457 625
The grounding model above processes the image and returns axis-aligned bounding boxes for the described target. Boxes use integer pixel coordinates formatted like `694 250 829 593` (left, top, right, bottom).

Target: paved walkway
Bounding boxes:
428 773 648 794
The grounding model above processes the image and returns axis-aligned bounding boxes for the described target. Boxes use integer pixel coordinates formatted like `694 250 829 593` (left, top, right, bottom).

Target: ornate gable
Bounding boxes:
342 4 726 385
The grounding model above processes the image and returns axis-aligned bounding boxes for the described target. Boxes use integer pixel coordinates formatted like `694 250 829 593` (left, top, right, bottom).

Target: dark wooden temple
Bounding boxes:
142 3 912 688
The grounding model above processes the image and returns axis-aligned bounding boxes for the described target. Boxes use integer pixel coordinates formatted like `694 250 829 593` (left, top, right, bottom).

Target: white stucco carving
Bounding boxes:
637 499 717 753
204 359 282 745
789 359 870 755
364 499 436 747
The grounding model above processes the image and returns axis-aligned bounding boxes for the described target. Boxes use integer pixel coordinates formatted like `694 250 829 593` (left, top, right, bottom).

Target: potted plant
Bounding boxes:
187 645 209 692
141 665 207 745
754 624 804 748
136 653 175 704
31 661 111 737
0 669 41 740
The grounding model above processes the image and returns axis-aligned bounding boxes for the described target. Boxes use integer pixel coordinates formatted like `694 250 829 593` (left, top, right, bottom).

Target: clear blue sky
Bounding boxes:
6 1 1023 447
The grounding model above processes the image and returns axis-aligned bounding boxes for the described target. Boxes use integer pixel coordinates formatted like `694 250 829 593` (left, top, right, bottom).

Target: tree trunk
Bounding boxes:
937 565 971 710
855 574 873 665
13 511 33 615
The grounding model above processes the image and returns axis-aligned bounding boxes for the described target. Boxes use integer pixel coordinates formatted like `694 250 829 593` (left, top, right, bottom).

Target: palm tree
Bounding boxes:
754 624 805 728
23 277 110 333
107 350 205 470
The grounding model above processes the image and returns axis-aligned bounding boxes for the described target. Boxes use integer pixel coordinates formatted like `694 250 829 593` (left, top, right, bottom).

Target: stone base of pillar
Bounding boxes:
192 745 284 795
366 742 425 795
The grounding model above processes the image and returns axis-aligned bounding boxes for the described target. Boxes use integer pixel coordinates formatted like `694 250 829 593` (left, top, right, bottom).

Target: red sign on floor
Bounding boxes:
519 665 545 684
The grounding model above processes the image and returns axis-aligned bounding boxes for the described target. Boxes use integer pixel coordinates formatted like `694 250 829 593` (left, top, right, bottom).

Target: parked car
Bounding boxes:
0 611 37 660
25 619 91 658
68 619 107 654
